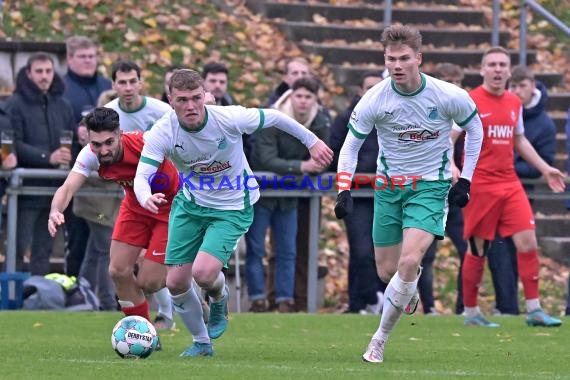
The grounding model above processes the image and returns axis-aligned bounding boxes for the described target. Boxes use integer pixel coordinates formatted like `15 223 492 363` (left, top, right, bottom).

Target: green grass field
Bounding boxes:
1 312 569 380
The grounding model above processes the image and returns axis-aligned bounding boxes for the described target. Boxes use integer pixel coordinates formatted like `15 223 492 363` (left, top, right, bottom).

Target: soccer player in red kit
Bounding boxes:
48 107 179 327
452 47 565 327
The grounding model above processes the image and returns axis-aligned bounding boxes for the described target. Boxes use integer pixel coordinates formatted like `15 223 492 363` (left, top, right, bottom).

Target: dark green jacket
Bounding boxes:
251 109 330 210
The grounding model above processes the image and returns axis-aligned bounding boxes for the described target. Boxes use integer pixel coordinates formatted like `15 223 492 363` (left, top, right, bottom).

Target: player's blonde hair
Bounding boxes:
381 25 422 53
169 69 203 93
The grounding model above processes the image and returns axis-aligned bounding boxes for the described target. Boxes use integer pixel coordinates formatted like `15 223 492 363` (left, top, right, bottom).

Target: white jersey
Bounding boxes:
105 96 172 132
349 73 478 183
138 106 285 210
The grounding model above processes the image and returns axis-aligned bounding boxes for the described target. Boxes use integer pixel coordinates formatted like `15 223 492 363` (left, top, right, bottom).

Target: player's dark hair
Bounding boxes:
84 107 120 133
202 61 229 79
291 76 320 95
111 59 141 81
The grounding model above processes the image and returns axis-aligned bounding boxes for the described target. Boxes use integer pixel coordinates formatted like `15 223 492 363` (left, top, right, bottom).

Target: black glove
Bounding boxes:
334 190 353 219
448 178 471 208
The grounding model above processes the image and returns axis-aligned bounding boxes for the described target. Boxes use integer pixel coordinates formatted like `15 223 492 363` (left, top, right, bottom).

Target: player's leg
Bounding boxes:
167 263 212 357
165 195 212 356
511 229 562 327
140 221 176 330
195 205 254 339
461 236 499 327
500 186 561 327
109 240 150 320
461 188 503 326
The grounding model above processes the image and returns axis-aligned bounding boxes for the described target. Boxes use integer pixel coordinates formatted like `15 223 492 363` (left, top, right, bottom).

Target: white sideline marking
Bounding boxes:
39 358 570 379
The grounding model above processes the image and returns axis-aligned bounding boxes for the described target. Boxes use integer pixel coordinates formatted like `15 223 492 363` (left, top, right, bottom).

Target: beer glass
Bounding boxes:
1 130 14 161
59 130 73 169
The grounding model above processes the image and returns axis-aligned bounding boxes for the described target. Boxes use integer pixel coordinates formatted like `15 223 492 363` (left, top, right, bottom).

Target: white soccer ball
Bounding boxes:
111 315 158 359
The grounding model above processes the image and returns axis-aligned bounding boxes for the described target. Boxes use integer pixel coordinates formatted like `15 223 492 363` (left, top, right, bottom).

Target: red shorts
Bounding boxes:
112 203 168 264
462 181 535 241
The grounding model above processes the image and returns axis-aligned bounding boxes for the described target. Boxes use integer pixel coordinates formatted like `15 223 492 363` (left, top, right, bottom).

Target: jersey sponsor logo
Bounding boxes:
192 160 231 174
487 125 514 139
397 129 440 142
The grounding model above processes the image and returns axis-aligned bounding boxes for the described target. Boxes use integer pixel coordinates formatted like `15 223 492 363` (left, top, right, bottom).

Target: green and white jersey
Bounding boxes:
105 96 172 132
349 73 478 182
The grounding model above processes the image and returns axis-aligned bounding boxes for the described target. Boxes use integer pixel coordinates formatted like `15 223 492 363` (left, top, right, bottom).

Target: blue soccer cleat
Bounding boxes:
464 313 499 327
526 308 562 327
208 284 229 339
180 342 214 357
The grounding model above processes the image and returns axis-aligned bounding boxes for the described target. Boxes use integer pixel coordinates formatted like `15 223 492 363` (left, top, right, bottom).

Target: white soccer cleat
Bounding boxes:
362 338 385 363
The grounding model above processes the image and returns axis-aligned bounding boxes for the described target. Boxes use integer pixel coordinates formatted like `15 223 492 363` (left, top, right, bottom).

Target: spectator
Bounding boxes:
161 64 187 103
330 70 387 314
62 36 112 278
0 101 17 239
486 65 557 316
266 57 310 107
246 76 331 312
202 62 233 106
6 52 75 275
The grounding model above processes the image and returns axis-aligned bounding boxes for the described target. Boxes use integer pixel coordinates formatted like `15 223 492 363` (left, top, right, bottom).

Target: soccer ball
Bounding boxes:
111 315 158 359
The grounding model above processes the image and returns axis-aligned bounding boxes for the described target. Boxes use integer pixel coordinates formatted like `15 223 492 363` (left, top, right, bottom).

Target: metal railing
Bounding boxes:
1 168 569 312
491 0 570 64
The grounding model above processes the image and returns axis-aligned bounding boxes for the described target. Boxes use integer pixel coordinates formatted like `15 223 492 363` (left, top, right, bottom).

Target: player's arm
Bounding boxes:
455 114 482 182
134 129 170 213
48 171 88 237
514 133 565 192
48 145 97 236
447 95 483 208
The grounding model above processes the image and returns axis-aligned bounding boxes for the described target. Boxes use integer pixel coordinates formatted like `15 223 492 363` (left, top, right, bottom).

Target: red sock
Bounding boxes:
462 253 486 307
122 299 151 321
517 250 540 300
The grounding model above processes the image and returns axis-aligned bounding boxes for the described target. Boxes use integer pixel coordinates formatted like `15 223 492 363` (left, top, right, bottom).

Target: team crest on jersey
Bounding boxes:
350 111 358 123
427 106 439 120
217 137 228 150
510 110 516 122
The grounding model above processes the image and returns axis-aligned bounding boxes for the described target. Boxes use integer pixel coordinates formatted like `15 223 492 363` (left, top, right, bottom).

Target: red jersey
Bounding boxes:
469 86 524 187
74 131 179 222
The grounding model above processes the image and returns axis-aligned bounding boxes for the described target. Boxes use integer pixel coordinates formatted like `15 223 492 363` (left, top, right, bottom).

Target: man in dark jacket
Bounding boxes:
246 76 330 312
62 36 112 277
486 65 556 315
330 71 386 314
6 52 75 275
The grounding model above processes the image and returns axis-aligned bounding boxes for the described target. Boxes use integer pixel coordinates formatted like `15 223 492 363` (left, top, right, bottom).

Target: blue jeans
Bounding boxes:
79 221 116 311
245 204 297 303
344 197 385 312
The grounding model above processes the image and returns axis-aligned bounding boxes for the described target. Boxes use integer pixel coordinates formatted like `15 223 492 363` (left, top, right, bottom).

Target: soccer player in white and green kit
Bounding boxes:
335 25 483 363
134 69 332 357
